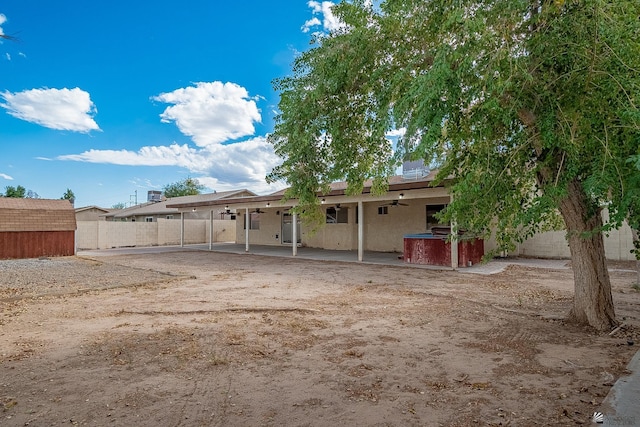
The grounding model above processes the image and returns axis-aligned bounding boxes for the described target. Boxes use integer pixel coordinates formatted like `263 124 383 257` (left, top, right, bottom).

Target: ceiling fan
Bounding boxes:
380 200 408 207
254 208 265 214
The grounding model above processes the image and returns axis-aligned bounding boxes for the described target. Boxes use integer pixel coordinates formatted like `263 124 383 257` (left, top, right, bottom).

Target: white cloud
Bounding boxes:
57 137 284 195
57 80 282 194
0 13 6 36
196 175 284 195
152 82 261 147
0 87 100 132
302 1 346 34
302 17 321 33
129 177 161 190
1 173 13 180
204 137 282 186
57 143 209 170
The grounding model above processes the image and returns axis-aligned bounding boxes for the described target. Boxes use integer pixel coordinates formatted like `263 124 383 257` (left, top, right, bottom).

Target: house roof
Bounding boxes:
0 198 77 232
105 189 257 218
75 205 112 214
167 171 443 210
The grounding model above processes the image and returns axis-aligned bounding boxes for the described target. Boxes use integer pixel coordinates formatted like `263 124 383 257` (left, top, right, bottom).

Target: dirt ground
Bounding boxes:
1 251 639 427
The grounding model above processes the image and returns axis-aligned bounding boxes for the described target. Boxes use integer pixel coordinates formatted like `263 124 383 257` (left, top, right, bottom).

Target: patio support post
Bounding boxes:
357 201 363 262
209 209 213 250
245 207 250 252
180 212 184 247
292 211 298 257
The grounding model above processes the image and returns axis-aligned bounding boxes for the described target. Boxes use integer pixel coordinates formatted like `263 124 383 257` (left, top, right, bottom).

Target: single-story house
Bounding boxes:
75 205 114 221
0 198 77 259
103 190 256 222
166 169 479 267
167 168 635 266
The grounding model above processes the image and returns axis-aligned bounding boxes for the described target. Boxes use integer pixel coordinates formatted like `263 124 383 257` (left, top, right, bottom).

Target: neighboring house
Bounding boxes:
75 205 114 221
103 190 256 222
0 198 76 259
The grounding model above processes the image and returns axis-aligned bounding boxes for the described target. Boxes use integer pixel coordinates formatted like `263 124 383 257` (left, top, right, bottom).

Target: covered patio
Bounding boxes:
166 172 481 269
76 242 568 275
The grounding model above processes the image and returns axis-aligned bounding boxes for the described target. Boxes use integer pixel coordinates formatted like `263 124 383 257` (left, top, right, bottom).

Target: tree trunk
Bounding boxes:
632 228 640 285
558 179 617 331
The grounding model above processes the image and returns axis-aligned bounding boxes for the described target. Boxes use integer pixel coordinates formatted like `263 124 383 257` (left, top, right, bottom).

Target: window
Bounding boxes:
326 206 348 224
251 212 261 230
243 212 261 230
145 217 154 222
426 204 448 230
378 206 388 215
166 215 174 220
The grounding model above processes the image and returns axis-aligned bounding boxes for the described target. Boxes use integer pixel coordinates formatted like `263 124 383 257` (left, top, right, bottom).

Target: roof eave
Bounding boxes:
167 179 446 210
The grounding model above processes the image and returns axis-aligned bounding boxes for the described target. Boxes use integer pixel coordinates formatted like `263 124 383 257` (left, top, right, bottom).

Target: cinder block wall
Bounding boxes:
135 222 158 247
484 221 635 261
157 218 181 245
76 219 236 250
76 221 98 249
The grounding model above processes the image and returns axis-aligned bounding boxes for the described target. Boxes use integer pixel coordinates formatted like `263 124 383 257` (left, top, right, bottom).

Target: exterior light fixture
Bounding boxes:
399 193 405 199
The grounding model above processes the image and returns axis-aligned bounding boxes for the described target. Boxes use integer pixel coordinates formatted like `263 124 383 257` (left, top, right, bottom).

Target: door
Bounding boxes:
281 212 301 245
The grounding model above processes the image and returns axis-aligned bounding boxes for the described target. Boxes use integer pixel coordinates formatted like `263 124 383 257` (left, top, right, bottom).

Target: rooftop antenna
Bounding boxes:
129 190 138 206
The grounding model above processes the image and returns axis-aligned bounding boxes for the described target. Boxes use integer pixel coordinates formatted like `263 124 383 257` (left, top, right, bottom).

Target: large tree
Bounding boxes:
3 185 27 198
61 188 75 205
268 0 640 331
162 177 205 198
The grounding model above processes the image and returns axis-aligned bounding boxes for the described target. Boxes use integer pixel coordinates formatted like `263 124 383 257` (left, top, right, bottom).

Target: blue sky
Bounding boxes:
0 1 344 207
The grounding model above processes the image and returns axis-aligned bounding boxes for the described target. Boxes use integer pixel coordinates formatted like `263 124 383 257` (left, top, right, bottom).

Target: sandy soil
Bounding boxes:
1 251 639 426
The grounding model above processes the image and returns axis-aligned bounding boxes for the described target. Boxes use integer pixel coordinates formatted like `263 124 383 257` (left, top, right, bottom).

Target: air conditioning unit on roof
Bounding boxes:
402 160 429 180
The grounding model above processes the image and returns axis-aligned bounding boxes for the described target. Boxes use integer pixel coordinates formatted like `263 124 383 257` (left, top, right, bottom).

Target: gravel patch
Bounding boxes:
0 256 178 301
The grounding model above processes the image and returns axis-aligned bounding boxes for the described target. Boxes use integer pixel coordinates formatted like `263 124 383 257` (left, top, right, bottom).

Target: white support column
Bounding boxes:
357 200 364 262
180 212 185 247
245 207 250 252
209 210 214 250
292 211 298 257
450 193 458 270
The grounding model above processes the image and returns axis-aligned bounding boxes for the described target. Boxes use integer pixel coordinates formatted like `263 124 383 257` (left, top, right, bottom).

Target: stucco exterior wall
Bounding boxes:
75 208 109 221
300 198 451 252
235 210 284 246
297 204 354 250
230 199 635 261
304 221 356 250
364 197 450 252
234 197 451 253
206 219 237 243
